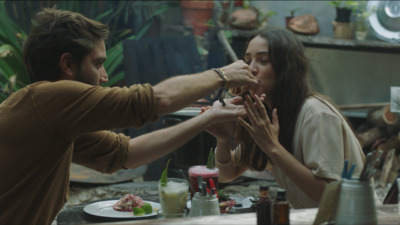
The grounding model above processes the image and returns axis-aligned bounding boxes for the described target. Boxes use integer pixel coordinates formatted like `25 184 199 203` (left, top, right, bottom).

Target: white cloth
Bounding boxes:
272 96 366 208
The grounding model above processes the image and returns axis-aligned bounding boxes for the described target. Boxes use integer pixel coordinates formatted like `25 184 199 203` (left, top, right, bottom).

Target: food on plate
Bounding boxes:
218 190 237 213
141 202 153 214
219 199 237 213
113 194 149 213
132 207 145 216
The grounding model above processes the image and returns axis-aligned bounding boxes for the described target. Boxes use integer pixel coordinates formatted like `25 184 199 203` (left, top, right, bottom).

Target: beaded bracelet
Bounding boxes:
212 68 228 106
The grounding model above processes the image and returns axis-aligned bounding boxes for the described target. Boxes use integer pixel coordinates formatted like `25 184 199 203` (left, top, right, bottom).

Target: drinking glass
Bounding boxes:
188 165 219 199
158 178 189 218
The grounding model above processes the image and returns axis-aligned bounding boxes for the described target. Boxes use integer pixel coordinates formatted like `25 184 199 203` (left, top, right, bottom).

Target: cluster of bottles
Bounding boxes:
256 186 289 225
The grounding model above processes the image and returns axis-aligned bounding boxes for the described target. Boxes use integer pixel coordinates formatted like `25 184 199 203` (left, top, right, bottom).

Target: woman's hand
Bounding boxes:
238 94 280 155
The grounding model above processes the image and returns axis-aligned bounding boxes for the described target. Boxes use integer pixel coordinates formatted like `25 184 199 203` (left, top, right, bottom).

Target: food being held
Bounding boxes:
229 86 243 96
113 194 151 214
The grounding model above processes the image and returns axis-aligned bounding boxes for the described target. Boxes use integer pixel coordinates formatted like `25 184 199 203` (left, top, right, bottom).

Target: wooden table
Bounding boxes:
85 204 398 225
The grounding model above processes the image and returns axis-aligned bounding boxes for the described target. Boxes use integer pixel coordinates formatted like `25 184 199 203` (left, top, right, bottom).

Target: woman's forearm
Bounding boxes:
124 97 247 169
215 140 248 183
125 111 213 169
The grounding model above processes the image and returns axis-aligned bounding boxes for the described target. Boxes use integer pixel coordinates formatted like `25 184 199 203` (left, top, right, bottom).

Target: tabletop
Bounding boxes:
59 202 398 225
84 204 398 225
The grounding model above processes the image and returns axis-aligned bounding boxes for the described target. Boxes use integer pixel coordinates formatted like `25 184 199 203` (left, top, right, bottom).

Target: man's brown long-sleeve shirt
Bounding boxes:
0 80 158 224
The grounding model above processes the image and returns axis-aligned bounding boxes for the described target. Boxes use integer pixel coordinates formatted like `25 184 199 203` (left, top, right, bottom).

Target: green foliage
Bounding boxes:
288 8 302 17
207 148 215 169
0 0 29 102
0 0 175 102
328 1 360 11
160 159 171 187
258 10 277 25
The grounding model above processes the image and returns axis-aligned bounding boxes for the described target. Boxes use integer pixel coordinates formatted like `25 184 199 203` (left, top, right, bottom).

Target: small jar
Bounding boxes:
256 186 272 225
273 188 289 225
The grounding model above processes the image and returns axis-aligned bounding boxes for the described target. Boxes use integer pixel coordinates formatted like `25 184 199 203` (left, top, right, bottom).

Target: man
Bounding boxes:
0 8 257 224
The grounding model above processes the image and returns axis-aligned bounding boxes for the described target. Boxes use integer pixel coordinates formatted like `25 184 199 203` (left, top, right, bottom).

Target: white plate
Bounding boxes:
186 196 247 209
83 200 160 219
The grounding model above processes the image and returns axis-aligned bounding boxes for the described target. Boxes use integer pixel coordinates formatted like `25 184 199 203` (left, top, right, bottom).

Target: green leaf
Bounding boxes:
160 159 171 187
104 71 124 87
207 148 214 169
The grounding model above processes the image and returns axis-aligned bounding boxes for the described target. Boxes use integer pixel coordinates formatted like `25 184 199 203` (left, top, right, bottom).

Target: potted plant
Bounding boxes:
180 0 215 28
329 1 359 22
354 1 370 41
328 1 360 39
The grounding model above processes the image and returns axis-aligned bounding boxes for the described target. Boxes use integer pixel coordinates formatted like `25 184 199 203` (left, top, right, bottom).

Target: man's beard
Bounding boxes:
75 68 98 86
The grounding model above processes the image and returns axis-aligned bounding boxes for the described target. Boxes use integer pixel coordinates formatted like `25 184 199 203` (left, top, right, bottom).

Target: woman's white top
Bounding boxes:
272 96 366 208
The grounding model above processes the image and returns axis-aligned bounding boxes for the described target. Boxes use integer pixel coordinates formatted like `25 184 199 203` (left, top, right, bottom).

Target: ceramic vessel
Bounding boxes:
335 179 377 225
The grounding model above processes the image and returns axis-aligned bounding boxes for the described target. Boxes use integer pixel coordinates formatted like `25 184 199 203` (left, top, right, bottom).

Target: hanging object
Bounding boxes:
367 0 400 42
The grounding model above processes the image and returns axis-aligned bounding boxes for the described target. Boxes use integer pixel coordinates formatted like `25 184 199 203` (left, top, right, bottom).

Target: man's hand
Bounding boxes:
220 60 257 90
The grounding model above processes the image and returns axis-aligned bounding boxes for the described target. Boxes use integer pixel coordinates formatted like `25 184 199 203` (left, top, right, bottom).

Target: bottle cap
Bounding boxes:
276 188 286 200
259 186 269 191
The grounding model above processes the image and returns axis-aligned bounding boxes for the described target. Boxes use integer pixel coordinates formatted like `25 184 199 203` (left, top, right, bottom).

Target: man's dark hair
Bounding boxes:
22 8 109 82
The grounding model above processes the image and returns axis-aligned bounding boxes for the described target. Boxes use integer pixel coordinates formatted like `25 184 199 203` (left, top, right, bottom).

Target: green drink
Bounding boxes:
158 178 188 218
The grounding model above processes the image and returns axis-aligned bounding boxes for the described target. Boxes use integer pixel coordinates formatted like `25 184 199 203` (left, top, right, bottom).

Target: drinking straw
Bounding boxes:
209 178 219 198
179 169 193 194
347 164 356 179
341 160 349 179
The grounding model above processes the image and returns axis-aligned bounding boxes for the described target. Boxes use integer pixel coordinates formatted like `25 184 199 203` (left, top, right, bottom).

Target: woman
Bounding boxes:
206 27 366 208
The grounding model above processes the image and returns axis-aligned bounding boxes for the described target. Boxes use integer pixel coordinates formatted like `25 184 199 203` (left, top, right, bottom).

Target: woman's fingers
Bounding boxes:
238 117 253 133
253 94 269 124
272 108 279 129
243 95 259 126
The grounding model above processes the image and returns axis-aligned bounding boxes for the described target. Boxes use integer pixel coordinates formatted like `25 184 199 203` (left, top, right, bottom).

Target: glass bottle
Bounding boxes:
273 188 290 225
256 186 272 225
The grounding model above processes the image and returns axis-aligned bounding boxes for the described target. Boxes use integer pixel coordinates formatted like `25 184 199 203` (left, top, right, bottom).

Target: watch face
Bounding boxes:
368 1 400 42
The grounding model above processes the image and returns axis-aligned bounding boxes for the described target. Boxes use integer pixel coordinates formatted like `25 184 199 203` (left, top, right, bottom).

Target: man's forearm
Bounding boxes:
151 60 257 115
153 70 221 115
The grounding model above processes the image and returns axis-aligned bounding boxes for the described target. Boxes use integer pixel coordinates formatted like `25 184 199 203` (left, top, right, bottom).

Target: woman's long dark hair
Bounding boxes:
235 27 312 171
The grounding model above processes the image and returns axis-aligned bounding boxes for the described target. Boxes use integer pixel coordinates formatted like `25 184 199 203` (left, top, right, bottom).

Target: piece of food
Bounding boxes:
112 194 144 212
219 199 237 213
133 207 145 216
229 87 244 96
141 202 153 214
